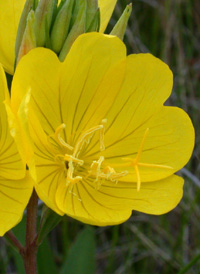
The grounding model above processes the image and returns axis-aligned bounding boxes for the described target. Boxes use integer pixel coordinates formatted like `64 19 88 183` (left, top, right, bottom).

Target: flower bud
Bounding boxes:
110 3 132 40
59 0 87 61
50 0 74 54
17 10 36 64
34 0 57 47
86 0 98 31
15 0 35 59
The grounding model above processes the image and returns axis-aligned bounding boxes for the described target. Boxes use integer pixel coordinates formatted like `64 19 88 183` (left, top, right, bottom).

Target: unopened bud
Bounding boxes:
15 0 35 59
86 8 100 32
110 3 132 40
86 0 98 31
59 0 87 61
34 0 57 47
51 0 74 54
17 10 36 64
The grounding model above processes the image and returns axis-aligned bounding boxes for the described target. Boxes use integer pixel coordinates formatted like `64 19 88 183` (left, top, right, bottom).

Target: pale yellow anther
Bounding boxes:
73 125 104 157
54 123 74 151
90 156 105 176
100 119 107 151
63 154 84 166
53 121 109 188
88 156 128 189
66 161 82 186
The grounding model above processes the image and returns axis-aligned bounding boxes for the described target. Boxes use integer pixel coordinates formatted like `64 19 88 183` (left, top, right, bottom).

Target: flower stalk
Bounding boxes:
22 190 38 274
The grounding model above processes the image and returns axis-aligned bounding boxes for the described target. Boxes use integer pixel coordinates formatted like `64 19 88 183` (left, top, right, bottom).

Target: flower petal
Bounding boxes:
0 172 33 236
0 65 25 180
55 175 183 226
98 106 194 183
84 54 194 182
11 33 126 140
60 33 126 142
55 180 131 226
99 0 117 32
0 0 26 74
26 110 65 215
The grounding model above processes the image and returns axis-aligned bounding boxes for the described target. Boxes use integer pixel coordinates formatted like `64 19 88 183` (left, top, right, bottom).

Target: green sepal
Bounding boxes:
59 0 87 61
50 0 74 54
17 10 36 64
37 206 63 246
34 0 57 47
110 3 132 40
86 0 98 31
15 0 35 59
86 8 100 32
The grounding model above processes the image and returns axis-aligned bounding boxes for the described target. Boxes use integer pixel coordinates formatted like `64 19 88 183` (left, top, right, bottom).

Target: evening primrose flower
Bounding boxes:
0 64 33 236
0 0 117 74
10 33 194 226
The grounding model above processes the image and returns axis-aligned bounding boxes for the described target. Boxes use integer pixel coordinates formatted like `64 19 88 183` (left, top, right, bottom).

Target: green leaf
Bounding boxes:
38 239 58 274
60 226 96 274
37 206 63 245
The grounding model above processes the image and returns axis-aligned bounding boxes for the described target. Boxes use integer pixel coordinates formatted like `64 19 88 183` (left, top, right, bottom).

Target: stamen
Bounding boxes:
54 123 74 151
66 161 82 186
100 119 107 151
63 154 84 165
51 121 108 189
73 125 103 157
90 156 105 175
88 156 128 189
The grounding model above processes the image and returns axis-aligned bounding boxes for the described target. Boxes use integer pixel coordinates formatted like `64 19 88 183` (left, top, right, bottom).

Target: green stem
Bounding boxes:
22 190 38 274
178 253 200 274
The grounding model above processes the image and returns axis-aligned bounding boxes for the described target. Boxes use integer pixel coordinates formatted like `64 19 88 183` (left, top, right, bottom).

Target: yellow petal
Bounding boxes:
99 0 117 32
55 180 131 226
60 33 126 141
11 33 126 139
84 54 194 182
0 65 25 180
90 175 183 215
27 109 65 215
55 175 183 226
97 106 194 183
0 172 33 236
0 0 26 74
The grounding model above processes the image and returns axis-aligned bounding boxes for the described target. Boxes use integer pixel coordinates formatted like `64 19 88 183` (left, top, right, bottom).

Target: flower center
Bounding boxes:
49 124 173 192
51 119 124 187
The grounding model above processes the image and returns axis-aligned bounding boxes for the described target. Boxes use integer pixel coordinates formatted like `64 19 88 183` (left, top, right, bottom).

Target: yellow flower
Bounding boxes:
0 0 117 75
10 33 194 226
0 64 33 236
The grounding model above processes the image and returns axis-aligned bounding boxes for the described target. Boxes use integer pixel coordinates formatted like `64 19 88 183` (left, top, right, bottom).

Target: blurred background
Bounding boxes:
1 0 200 273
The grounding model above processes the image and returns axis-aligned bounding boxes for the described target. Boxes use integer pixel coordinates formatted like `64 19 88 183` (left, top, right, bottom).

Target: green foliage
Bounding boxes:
60 226 96 274
37 239 58 274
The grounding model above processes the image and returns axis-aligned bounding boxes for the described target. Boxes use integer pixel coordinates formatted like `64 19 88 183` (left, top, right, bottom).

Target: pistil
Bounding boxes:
111 128 173 191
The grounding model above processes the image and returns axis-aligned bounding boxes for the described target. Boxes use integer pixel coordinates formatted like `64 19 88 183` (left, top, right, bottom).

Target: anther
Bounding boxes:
66 161 82 186
73 125 104 157
55 123 74 151
100 119 107 151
